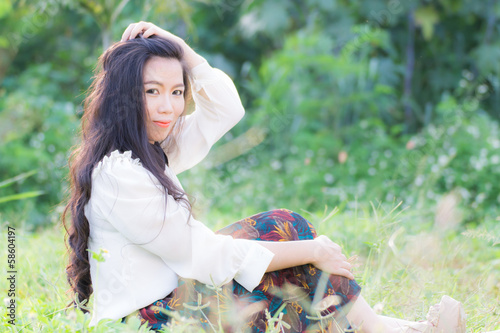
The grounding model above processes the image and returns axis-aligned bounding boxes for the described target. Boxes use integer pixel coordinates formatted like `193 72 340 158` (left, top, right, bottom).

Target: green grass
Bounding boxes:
0 202 499 332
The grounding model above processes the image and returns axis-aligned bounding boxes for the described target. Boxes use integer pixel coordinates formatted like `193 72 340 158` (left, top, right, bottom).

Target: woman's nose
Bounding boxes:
158 95 174 114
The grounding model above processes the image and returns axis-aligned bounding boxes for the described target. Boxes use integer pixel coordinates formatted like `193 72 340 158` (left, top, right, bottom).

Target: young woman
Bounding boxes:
63 22 468 332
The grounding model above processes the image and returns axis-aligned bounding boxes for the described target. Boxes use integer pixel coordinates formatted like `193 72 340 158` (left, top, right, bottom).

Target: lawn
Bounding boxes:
1 202 499 332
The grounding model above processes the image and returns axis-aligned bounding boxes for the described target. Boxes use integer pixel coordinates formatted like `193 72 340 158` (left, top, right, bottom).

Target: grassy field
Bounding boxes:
1 202 499 332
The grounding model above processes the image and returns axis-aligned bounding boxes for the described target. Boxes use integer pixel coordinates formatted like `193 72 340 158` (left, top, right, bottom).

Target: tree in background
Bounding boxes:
0 0 498 228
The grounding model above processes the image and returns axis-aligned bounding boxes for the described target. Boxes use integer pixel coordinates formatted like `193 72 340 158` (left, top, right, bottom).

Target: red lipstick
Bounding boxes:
154 121 171 128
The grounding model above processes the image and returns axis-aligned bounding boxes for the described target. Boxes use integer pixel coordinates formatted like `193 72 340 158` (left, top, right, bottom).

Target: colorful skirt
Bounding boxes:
124 209 362 332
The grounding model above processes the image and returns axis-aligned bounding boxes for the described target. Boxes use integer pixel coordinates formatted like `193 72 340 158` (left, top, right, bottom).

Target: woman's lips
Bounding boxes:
154 121 171 128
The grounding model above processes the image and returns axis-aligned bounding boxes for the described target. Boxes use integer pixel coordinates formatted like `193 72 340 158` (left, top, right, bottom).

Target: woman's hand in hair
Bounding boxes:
121 21 180 44
121 21 205 68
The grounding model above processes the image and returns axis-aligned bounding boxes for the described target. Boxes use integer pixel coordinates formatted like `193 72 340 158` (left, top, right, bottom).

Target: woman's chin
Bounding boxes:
149 131 170 143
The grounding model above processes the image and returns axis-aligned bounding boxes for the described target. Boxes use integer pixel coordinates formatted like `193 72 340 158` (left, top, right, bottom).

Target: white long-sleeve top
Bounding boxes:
85 60 274 327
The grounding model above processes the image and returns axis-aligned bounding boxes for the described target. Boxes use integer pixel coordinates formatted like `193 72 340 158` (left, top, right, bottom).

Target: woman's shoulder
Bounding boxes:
91 150 164 196
92 150 144 178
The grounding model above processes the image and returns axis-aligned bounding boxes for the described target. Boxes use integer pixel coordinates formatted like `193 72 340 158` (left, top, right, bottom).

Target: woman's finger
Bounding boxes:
129 21 151 40
331 268 354 280
341 267 355 280
142 26 157 39
342 261 352 271
121 23 136 42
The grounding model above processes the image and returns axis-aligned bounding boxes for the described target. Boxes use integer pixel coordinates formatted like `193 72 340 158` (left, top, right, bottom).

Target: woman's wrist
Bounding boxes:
309 238 322 267
178 39 206 69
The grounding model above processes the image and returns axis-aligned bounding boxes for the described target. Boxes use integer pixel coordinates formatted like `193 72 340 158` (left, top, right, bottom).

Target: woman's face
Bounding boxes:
143 56 185 143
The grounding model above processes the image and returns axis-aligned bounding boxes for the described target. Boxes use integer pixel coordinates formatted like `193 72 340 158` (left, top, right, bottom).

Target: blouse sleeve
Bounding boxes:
164 61 245 175
91 151 274 292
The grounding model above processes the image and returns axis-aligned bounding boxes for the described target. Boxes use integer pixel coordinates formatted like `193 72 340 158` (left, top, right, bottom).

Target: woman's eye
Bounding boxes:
173 90 184 96
146 88 159 94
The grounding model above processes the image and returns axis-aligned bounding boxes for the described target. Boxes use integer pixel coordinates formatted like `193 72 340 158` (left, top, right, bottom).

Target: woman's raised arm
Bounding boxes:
121 22 245 174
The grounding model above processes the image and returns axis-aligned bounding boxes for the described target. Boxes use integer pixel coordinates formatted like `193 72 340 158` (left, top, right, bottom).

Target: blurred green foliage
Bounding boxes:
1 0 499 228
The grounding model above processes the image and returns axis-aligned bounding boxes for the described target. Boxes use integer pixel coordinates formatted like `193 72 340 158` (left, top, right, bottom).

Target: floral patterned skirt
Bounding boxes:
124 209 362 332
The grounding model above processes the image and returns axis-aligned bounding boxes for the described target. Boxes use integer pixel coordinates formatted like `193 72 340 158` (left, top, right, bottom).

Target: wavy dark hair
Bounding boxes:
62 35 192 312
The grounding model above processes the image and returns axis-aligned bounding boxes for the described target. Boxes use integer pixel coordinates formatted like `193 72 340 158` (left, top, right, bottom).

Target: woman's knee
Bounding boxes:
220 209 317 241
266 209 317 240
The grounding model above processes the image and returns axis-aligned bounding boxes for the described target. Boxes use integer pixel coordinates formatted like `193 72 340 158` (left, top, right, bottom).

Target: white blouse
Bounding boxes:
85 60 274 327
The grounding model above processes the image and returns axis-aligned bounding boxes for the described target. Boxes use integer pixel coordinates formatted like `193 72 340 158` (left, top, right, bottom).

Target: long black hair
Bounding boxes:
62 35 192 311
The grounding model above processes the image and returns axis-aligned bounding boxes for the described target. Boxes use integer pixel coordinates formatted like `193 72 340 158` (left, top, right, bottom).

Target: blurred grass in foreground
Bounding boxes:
0 202 498 332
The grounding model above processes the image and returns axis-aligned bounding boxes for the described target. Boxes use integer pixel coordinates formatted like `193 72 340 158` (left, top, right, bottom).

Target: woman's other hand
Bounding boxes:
312 235 355 280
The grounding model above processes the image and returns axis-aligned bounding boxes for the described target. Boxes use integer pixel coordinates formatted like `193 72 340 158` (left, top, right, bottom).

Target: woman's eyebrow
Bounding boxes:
144 81 184 88
144 80 163 86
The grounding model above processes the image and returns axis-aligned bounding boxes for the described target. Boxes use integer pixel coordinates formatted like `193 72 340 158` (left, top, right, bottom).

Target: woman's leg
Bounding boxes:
346 292 468 333
345 294 430 333
217 208 363 332
219 209 467 333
